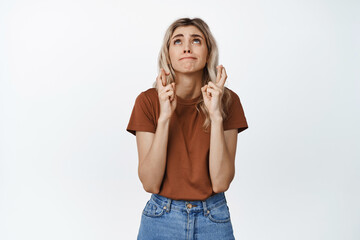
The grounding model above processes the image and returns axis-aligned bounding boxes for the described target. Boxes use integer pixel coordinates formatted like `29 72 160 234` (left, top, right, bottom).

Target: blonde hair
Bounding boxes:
152 17 232 132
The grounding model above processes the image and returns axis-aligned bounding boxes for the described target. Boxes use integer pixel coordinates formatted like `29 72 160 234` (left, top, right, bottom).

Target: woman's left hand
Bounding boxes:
201 65 227 120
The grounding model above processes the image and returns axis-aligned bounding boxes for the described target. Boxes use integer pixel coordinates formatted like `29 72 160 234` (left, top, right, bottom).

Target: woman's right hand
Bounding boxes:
156 68 177 121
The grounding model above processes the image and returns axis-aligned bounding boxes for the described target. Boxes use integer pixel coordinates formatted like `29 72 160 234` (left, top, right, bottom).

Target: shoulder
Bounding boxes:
142 87 158 96
136 88 158 103
224 87 245 115
225 87 241 103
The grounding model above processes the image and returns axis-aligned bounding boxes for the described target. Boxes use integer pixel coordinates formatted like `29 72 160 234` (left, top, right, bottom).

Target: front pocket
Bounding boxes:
142 200 165 218
207 203 231 223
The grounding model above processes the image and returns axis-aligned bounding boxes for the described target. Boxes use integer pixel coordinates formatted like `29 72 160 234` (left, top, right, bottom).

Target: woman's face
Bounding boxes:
169 25 208 74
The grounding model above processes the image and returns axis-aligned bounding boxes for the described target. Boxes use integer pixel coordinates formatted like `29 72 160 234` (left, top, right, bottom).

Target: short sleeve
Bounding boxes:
126 91 156 136
223 90 249 133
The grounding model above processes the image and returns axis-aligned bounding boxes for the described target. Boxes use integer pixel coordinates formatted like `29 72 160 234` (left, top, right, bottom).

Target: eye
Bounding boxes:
174 39 181 44
193 38 201 44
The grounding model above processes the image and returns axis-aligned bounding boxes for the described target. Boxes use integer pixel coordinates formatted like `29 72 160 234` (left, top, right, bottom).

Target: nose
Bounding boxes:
183 41 191 53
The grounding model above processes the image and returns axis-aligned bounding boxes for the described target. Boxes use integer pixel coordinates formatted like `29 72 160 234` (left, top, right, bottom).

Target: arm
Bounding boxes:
135 68 176 194
136 117 170 194
209 116 238 193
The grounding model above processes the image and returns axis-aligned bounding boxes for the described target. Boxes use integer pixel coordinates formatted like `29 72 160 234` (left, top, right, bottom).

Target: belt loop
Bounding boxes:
202 200 208 216
166 199 171 213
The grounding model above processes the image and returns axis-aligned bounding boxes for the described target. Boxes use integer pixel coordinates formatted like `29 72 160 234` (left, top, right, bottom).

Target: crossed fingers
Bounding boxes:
203 65 227 98
156 68 176 102
156 68 170 89
215 65 227 88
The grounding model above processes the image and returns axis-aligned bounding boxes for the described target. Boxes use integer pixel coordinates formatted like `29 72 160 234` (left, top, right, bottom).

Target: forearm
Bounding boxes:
209 116 234 193
139 117 170 193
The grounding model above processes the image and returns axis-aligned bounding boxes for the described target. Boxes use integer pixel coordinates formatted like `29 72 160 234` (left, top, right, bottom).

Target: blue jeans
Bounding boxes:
137 192 235 240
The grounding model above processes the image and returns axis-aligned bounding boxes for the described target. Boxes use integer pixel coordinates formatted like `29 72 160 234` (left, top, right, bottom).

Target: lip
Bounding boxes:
180 57 197 60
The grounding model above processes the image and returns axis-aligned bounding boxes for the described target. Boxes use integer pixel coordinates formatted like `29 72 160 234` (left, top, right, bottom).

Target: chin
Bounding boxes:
174 66 204 74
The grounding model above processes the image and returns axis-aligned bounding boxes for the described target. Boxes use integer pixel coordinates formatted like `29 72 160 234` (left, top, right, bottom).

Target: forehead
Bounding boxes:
171 25 205 38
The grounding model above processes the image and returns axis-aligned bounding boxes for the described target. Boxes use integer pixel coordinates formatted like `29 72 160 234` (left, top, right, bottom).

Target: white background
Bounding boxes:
1 0 359 239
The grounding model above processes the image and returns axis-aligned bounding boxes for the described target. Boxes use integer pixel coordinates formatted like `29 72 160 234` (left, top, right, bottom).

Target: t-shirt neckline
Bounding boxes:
176 94 201 105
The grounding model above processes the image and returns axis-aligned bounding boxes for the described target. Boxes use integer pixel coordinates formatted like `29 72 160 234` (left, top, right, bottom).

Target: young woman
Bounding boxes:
127 17 248 240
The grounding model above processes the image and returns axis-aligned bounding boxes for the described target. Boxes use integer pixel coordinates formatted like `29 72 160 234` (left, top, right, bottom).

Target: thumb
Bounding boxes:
201 85 208 99
172 83 176 93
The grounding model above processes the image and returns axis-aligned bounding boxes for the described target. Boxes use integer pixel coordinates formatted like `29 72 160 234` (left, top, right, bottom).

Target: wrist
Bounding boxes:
210 114 223 122
158 115 171 123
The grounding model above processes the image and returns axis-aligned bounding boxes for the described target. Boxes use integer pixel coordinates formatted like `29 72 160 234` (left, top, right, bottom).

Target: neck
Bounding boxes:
174 70 203 100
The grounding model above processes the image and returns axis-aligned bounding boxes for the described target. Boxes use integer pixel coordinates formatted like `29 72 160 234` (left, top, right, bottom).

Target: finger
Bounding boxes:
161 69 171 83
216 65 222 83
159 89 174 101
165 90 174 101
171 82 176 101
201 85 209 100
156 73 163 89
209 81 224 96
161 68 166 86
159 82 175 96
201 85 206 94
205 85 213 97
201 85 208 92
208 81 220 91
156 69 165 88
206 87 221 97
218 67 227 87
162 68 170 75
161 82 175 92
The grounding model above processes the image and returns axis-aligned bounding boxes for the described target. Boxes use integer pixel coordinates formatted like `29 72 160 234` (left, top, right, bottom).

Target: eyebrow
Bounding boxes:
171 34 204 40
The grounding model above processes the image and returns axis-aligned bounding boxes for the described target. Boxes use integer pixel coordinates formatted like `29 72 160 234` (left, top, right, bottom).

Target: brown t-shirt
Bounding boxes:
126 87 248 201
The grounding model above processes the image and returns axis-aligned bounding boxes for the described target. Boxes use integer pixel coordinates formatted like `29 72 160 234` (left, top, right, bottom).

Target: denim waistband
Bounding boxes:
150 192 227 215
